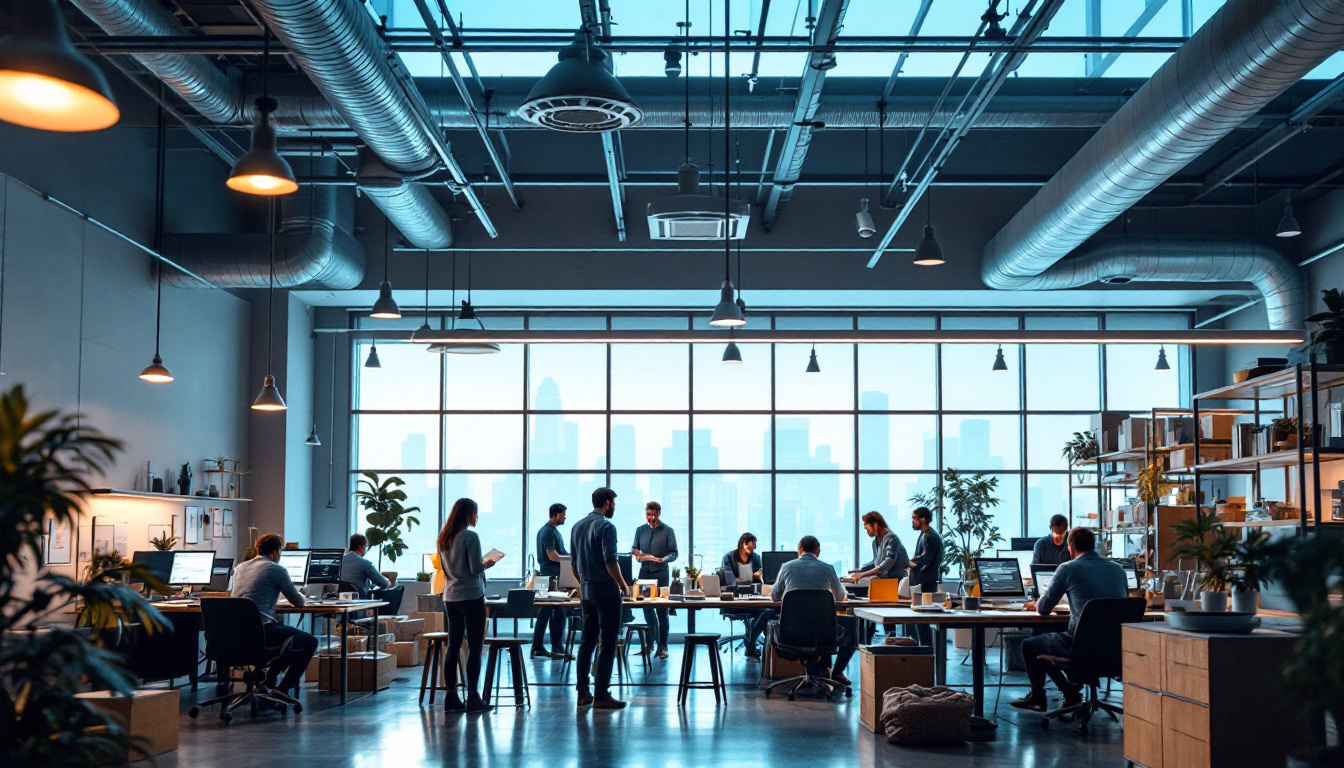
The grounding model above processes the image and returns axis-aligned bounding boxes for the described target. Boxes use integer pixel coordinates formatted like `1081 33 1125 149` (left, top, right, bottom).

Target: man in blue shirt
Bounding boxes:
1011 527 1128 712
570 487 630 710
340 533 391 597
631 501 678 660
771 536 857 686
532 503 570 660
1032 514 1073 566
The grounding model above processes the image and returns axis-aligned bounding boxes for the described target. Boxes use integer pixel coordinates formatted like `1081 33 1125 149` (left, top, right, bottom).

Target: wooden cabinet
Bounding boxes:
1121 624 1321 768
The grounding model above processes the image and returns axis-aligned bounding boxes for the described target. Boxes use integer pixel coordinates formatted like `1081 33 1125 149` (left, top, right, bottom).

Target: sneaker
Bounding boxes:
576 692 594 709
593 695 627 710
445 696 466 713
656 648 669 661
1010 694 1048 712
531 648 552 659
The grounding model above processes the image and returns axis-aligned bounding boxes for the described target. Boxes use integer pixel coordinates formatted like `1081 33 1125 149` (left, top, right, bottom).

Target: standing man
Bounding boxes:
631 501 679 660
340 533 391 597
772 536 858 686
570 487 630 710
229 534 318 697
907 506 944 646
1032 514 1073 566
532 503 571 660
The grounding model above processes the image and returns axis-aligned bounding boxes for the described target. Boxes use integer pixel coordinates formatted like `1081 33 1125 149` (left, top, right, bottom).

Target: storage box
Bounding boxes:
318 652 396 692
1200 414 1235 440
1118 418 1149 451
858 649 935 732
1159 416 1195 448
1233 423 1257 459
1093 411 1130 454
305 654 323 682
1168 445 1231 470
377 615 408 634
393 617 425 642
410 610 444 633
76 688 179 760
762 644 805 680
1215 502 1246 523
387 641 421 667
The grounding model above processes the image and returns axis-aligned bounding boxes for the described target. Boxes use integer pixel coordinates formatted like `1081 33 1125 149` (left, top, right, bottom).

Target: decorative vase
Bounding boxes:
1231 588 1259 614
1199 590 1228 612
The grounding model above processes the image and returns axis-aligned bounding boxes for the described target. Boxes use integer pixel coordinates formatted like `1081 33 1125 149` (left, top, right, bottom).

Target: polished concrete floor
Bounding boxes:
147 641 1126 768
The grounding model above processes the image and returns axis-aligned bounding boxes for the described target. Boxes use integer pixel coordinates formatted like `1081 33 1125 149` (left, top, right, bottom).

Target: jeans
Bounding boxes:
261 622 318 693
744 609 777 650
1022 631 1075 697
444 597 486 698
577 582 623 697
832 617 859 675
639 570 670 649
532 606 566 652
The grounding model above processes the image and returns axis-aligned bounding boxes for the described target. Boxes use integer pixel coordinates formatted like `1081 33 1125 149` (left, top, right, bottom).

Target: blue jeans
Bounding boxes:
1022 631 1074 697
639 570 670 649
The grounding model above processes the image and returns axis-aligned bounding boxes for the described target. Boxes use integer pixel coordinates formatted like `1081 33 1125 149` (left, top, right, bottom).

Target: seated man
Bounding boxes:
1032 514 1073 567
1011 527 1128 712
229 533 318 696
340 533 391 597
771 535 857 686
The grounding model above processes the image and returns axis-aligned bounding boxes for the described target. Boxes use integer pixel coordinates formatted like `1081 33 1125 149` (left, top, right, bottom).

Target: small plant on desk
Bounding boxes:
415 571 431 582
149 532 178 551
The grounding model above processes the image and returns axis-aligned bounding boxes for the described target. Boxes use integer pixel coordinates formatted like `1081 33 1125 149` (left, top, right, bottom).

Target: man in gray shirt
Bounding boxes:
631 501 678 659
1011 527 1128 712
771 536 857 685
228 533 317 695
340 533 391 597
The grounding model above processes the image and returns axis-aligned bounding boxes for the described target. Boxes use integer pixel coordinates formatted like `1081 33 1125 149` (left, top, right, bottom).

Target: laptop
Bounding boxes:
1030 564 1057 600
974 557 1027 606
700 576 722 598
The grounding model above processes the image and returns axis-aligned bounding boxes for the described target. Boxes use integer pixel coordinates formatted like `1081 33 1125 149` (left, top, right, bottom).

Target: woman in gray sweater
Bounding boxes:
438 497 500 713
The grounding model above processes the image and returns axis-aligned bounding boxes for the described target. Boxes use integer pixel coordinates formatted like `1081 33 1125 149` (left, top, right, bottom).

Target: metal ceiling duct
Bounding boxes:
981 0 1344 330
161 181 364 290
356 149 454 250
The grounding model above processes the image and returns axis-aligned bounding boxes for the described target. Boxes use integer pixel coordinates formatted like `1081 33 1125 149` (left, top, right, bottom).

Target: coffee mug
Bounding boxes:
921 592 934 605
338 592 357 601
962 596 981 611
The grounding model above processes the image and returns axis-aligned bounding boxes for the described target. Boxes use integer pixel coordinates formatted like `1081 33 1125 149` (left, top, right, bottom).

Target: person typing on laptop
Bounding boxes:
844 511 909 583
340 533 390 597
720 532 775 661
229 533 317 697
1010 527 1128 712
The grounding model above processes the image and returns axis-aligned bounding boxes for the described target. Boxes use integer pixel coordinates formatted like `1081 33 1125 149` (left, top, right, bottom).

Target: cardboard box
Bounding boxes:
393 617 425 642
76 689 179 760
1200 414 1236 440
388 641 421 667
762 644 805 680
1092 411 1130 454
377 615 408 634
305 654 322 682
1118 418 1149 451
1168 445 1231 470
410 610 444 633
318 652 396 692
861 692 881 733
858 650 935 732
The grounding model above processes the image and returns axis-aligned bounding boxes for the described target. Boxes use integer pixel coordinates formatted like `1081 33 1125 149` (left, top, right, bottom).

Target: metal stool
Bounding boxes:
622 622 653 672
482 638 531 710
419 632 449 706
558 613 583 683
677 634 726 707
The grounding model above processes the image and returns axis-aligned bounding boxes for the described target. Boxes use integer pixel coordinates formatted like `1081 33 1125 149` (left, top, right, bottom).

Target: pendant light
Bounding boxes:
304 423 321 447
1155 346 1171 371
364 331 382 369
992 345 1008 372
519 28 642 132
1276 193 1301 238
913 192 944 266
251 198 287 411
806 345 821 374
432 248 500 355
856 126 875 237
140 96 173 383
410 249 435 343
722 338 743 364
227 28 297 196
0 0 120 132
370 216 401 318
707 0 746 326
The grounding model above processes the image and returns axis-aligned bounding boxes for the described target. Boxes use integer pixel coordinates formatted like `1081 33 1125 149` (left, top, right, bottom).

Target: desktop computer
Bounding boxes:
130 551 174 587
761 551 798 584
278 550 310 585
168 550 216 587
306 549 344 584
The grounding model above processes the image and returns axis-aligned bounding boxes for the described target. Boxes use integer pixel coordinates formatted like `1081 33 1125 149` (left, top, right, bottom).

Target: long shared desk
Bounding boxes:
155 600 387 705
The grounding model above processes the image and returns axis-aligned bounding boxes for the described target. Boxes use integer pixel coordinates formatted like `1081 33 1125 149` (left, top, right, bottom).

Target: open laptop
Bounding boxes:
974 557 1028 606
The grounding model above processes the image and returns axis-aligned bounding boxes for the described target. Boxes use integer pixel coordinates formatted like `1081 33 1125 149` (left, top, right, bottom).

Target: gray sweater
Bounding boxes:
440 529 487 602
229 556 303 623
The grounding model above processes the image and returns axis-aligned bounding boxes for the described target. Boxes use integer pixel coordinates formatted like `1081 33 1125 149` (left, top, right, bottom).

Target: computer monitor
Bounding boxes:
996 548 1036 576
168 550 216 586
306 549 344 584
617 553 633 584
974 557 1026 599
761 551 798 584
278 550 310 585
555 556 579 589
1110 557 1140 590
1010 537 1038 552
130 551 174 585
208 558 234 591
1031 565 1058 599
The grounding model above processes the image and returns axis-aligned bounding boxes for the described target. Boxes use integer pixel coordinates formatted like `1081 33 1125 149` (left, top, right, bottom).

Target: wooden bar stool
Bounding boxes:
482 638 531 710
678 633 726 707
419 632 449 706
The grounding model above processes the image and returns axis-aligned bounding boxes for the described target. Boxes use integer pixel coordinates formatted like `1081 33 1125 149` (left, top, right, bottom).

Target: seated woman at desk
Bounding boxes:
720 532 776 662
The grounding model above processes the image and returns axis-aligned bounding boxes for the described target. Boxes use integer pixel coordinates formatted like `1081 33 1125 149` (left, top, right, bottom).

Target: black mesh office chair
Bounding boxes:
372 585 404 616
764 590 852 701
189 598 302 723
1039 596 1147 735
490 589 536 637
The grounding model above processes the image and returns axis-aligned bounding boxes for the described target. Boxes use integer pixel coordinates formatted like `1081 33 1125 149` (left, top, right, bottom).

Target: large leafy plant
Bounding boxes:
1061 430 1098 465
1306 287 1344 356
355 471 421 568
911 469 1003 581
1265 535 1344 741
0 385 168 766
1170 513 1238 592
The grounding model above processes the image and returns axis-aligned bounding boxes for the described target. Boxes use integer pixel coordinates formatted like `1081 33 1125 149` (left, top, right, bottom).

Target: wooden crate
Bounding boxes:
76 689 179 760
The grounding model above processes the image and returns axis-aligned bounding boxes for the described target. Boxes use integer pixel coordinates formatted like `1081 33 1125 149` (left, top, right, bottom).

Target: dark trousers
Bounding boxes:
912 577 938 646
262 622 318 693
833 616 859 674
639 571 670 649
577 583 622 697
745 609 777 649
1022 631 1075 697
532 605 566 651
444 597 487 698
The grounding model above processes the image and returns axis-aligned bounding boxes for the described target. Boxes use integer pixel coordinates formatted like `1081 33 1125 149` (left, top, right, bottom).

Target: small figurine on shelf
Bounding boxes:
178 462 192 496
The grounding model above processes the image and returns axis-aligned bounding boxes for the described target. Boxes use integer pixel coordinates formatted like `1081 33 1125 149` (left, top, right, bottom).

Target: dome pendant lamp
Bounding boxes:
141 100 173 383
304 423 321 447
806 345 821 374
519 29 642 132
913 193 944 266
364 332 382 369
0 0 120 132
370 217 400 318
227 28 297 196
992 345 1008 372
1276 193 1301 238
251 199 287 411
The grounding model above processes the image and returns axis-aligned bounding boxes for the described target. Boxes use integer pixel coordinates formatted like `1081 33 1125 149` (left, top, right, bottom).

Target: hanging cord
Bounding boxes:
153 82 167 361
707 0 715 192
423 248 430 320
735 129 745 306
382 211 390 284
326 332 336 508
266 198 276 377
723 0 732 282
862 125 870 203
683 0 691 164
450 249 457 329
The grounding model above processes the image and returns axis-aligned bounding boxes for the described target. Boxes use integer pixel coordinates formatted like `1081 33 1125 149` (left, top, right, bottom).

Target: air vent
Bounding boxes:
647 163 749 240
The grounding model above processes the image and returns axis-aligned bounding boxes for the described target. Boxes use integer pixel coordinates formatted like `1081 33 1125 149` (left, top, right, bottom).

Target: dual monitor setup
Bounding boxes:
130 548 349 594
975 556 1140 603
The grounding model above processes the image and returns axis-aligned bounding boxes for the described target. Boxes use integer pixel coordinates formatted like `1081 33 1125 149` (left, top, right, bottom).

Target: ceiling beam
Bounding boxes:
760 0 851 231
1085 0 1170 79
881 0 936 101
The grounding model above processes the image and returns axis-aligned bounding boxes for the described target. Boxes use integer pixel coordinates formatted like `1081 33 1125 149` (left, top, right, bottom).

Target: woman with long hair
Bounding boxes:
719 532 774 662
438 497 499 713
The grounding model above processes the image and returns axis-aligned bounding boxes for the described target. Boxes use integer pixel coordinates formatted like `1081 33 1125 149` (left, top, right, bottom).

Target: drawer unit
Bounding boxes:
1124 683 1161 725
1124 715 1163 768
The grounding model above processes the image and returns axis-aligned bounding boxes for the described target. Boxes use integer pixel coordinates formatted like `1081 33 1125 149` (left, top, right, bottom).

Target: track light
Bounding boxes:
992 345 1008 372
856 199 876 238
722 340 742 364
0 0 120 132
664 46 682 77
709 281 746 327
1277 194 1301 238
806 345 821 374
304 423 321 447
1155 346 1171 371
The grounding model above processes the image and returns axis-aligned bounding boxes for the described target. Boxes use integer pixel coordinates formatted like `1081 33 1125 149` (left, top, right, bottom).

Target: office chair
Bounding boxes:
763 590 852 701
189 598 303 723
490 589 536 637
372 585 405 616
1038 596 1147 735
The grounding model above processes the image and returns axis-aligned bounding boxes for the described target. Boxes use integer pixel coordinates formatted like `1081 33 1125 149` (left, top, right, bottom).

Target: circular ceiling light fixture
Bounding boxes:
519 30 642 133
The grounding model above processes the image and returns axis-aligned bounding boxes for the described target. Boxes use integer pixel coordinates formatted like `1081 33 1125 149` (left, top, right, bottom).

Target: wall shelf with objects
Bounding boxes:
90 489 252 503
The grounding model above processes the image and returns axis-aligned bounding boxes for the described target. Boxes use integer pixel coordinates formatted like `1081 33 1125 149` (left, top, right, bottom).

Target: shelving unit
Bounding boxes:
90 489 252 503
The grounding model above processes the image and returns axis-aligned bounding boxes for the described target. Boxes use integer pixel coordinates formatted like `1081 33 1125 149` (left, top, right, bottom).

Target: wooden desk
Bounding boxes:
155 600 387 705
487 596 909 634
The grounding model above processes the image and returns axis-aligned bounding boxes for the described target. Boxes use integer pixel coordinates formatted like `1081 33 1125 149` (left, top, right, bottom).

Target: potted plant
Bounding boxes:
669 568 684 597
684 564 702 592
1270 416 1301 450
1228 528 1274 614
149 532 178 551
1306 287 1344 365
1170 514 1238 611
1061 430 1099 482
911 470 1003 595
1266 535 1344 767
1136 461 1173 507
354 471 421 569
0 385 171 766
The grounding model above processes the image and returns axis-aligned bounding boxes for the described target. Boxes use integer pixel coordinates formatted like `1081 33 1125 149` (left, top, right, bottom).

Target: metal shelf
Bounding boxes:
1195 365 1344 402
1220 519 1303 528
90 489 252 503
1191 450 1344 474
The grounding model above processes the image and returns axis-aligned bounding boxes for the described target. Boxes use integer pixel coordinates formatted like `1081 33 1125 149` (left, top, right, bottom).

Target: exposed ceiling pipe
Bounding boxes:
981 0 1344 329
356 149 455 250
